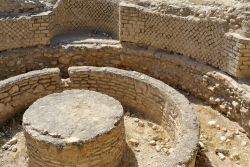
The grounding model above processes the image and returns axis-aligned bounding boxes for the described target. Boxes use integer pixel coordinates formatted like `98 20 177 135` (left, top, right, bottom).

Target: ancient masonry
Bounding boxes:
23 90 125 167
0 0 250 166
0 67 199 167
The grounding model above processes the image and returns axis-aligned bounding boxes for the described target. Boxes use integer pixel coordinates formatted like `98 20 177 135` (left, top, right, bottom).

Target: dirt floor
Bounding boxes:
121 114 174 167
0 96 250 167
189 96 250 167
0 113 173 167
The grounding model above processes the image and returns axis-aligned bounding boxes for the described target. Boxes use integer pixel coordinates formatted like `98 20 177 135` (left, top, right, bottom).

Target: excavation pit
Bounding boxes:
22 90 125 167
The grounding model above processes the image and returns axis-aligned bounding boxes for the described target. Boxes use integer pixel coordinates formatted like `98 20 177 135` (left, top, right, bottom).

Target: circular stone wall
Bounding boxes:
23 90 125 167
0 67 200 167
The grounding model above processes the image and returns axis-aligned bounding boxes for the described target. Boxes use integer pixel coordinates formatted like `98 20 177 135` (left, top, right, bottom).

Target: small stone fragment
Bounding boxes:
134 147 140 152
49 133 61 138
156 145 161 152
199 142 205 149
227 7 235 13
12 146 17 152
225 131 234 139
239 129 246 134
41 130 48 135
220 136 226 142
169 148 174 153
241 141 247 146
216 125 220 130
199 13 205 18
134 118 139 123
1 144 10 150
218 152 226 160
149 140 156 146
208 120 216 128
152 125 158 131
225 139 231 144
153 135 161 141
147 122 153 127
125 112 130 116
219 104 227 112
233 165 242 167
232 101 239 109
138 121 145 127
163 148 169 154
230 19 236 24
129 138 139 147
221 127 227 132
215 149 229 156
8 137 17 145
230 152 240 161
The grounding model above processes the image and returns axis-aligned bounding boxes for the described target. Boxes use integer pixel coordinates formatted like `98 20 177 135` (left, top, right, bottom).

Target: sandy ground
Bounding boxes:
190 96 250 167
0 114 173 167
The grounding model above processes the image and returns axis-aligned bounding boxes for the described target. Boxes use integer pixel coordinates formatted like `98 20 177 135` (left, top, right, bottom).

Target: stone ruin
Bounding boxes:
23 90 125 167
0 0 249 167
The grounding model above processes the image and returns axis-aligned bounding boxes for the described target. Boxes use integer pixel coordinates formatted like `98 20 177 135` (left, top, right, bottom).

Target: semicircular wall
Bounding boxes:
0 43 249 137
51 0 120 38
0 66 199 167
0 0 249 137
0 1 249 79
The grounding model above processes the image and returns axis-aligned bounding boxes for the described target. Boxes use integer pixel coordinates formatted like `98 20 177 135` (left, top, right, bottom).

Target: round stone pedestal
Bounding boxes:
23 90 125 167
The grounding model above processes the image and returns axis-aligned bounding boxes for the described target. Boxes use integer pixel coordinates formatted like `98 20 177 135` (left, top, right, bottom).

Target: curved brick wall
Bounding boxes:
120 3 228 69
50 0 120 38
0 1 249 78
119 3 250 78
0 43 249 136
0 68 61 123
0 67 199 167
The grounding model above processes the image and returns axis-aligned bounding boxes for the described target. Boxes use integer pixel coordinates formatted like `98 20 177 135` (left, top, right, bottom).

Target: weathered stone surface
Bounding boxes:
0 66 200 167
0 0 44 15
24 90 124 142
23 89 125 167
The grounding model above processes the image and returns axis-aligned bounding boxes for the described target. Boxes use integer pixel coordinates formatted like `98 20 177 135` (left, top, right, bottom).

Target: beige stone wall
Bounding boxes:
0 0 120 51
0 68 61 125
119 3 250 78
0 67 199 167
225 33 250 78
68 66 165 125
119 3 227 69
50 0 120 38
0 1 249 78
0 43 249 136
0 0 44 16
25 119 125 167
0 12 50 51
